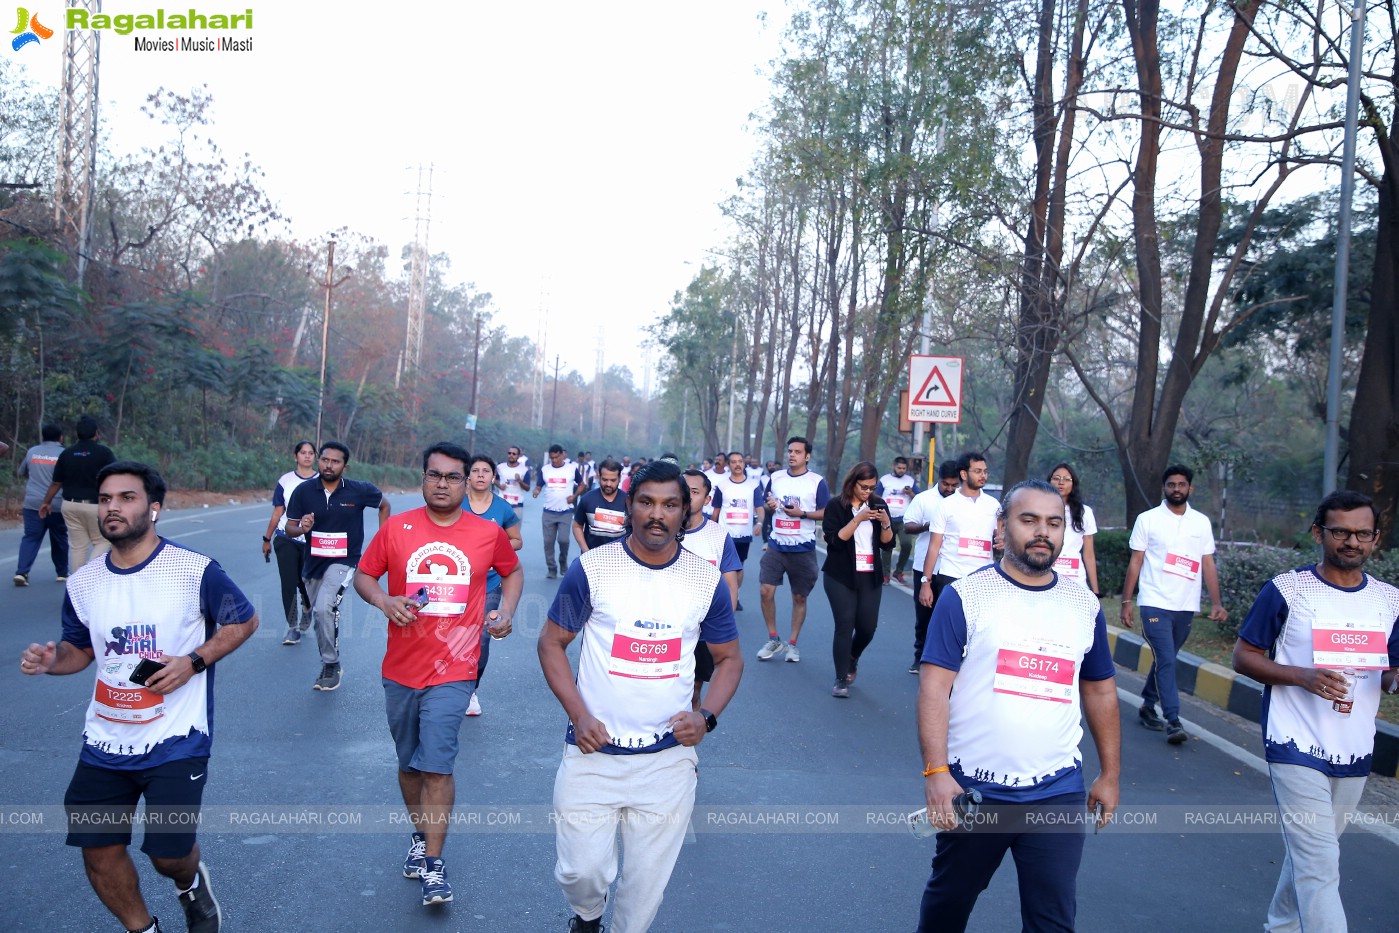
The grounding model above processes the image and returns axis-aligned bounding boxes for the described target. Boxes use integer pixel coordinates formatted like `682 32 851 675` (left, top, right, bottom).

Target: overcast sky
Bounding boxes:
12 1 785 387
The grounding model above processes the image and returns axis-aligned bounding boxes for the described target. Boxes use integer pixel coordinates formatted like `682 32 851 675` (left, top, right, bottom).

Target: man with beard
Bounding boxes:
20 462 259 933
1120 464 1227 744
538 459 742 933
1232 491 1399 932
572 459 629 553
916 480 1119 933
917 452 999 621
285 441 391 692
496 445 530 523
355 443 522 908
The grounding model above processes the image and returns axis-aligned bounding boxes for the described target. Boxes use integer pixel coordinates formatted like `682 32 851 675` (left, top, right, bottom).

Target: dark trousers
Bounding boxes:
917 792 1086 933
891 518 914 574
18 507 68 577
912 571 934 664
273 535 311 628
1138 607 1195 722
823 573 881 682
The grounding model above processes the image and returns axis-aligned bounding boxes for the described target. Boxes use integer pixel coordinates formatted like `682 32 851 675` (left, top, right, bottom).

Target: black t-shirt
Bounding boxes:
51 440 116 502
573 488 628 550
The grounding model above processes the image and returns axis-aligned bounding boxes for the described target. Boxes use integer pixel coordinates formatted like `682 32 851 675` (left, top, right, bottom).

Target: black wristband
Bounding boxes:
262 536 271 543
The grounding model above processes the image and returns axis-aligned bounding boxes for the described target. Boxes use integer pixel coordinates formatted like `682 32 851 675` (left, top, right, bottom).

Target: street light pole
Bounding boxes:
1323 0 1367 495
313 240 351 446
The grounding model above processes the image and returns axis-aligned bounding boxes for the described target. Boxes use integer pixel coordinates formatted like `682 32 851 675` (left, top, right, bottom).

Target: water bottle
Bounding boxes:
908 789 983 838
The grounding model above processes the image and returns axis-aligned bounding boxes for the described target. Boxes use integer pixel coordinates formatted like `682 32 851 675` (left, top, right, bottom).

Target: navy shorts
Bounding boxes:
733 538 752 563
64 757 208 858
384 679 475 774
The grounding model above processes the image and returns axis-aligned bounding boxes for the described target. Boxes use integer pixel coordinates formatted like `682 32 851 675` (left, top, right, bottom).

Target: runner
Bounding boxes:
572 459 628 553
757 437 830 663
711 450 765 608
917 451 1000 624
877 456 919 585
463 454 523 718
822 461 894 698
683 468 743 712
533 445 575 580
1047 462 1099 594
496 445 530 531
261 439 317 645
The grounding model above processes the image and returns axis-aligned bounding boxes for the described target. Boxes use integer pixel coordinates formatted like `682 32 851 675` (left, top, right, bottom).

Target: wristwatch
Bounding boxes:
700 708 718 733
187 652 207 674
261 536 271 543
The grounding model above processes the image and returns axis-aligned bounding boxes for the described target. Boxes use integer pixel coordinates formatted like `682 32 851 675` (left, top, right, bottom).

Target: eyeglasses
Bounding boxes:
855 482 877 492
1318 525 1378 543
424 470 466 486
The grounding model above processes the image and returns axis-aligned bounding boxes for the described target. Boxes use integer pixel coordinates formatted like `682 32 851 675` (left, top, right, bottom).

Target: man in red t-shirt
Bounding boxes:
354 441 522 910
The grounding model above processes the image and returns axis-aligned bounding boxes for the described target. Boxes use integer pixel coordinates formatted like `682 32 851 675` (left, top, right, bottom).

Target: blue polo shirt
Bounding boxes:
285 477 384 579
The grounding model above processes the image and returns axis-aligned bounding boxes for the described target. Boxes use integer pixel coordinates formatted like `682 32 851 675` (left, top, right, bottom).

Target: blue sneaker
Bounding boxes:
282 627 302 646
402 832 426 878
420 857 452 905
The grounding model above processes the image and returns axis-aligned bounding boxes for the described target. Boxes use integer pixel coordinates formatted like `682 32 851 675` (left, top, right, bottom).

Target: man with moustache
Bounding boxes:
355 442 522 909
538 459 743 933
20 461 259 933
496 444 530 524
1232 491 1399 932
917 452 999 623
1121 464 1227 744
916 480 1119 932
284 441 391 692
757 436 831 662
572 459 629 553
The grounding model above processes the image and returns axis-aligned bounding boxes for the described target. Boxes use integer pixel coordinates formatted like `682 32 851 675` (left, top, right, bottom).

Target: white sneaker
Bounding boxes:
466 693 482 717
756 638 785 661
785 643 801 663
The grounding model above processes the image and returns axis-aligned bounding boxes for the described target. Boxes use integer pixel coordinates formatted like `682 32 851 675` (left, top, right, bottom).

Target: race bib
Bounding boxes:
774 517 802 533
886 494 907 510
1054 556 1082 579
310 531 348 558
590 508 626 536
993 639 1077 703
547 476 568 487
502 489 522 506
1163 553 1199 580
417 581 469 617
94 675 165 725
608 618 683 680
724 507 752 527
855 552 875 573
1312 614 1391 670
957 537 992 560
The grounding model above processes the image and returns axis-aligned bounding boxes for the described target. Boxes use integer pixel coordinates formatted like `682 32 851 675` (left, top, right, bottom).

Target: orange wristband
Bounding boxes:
922 764 949 777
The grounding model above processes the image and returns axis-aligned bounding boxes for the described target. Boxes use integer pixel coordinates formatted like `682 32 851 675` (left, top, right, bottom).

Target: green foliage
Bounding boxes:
1214 543 1305 638
1094 530 1130 599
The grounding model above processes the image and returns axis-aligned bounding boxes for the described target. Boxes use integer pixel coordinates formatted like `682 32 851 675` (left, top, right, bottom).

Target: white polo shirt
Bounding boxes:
928 489 1001 579
1129 501 1216 611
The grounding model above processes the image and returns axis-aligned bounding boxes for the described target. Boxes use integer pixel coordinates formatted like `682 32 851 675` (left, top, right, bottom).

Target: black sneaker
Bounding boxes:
313 663 342 691
1138 705 1166 732
177 861 221 933
908 662 920 674
569 916 604 933
1166 720 1189 745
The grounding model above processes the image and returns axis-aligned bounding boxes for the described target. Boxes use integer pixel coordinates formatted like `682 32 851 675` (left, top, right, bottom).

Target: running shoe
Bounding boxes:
420 857 452 905
832 679 850 698
756 638 785 661
1138 705 1166 732
1166 720 1189 745
569 916 604 932
282 627 302 646
13 573 27 586
785 643 801 663
893 572 907 585
403 832 426 878
313 663 342 691
177 861 221 933
467 693 482 717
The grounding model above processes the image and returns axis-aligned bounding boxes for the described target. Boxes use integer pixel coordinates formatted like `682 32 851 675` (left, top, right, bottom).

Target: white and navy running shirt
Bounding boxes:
1056 503 1097 584
922 565 1115 801
877 472 918 520
711 474 763 541
681 517 743 574
548 539 738 754
1239 565 1399 777
1129 501 1216 611
271 470 316 538
928 489 1000 578
765 469 831 553
60 540 256 769
497 461 529 507
536 461 575 512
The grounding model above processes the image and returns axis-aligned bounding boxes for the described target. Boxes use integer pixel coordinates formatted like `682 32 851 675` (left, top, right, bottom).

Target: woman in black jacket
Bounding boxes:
822 460 894 698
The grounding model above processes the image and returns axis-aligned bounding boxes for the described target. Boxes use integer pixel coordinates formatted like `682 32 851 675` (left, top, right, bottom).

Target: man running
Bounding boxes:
711 451 764 607
573 459 629 553
917 452 999 623
900 460 960 673
534 444 575 580
757 437 830 663
496 445 530 527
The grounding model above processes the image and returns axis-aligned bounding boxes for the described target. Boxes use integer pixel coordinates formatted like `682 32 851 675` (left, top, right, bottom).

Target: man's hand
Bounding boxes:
1120 601 1135 628
572 712 611 753
532 487 541 498
297 514 315 535
37 502 52 519
919 578 935 608
1300 667 1350 701
379 594 422 628
20 641 56 675
485 610 511 640
923 770 965 828
669 709 707 747
1208 604 1229 623
143 654 198 695
1086 772 1119 830
261 538 272 560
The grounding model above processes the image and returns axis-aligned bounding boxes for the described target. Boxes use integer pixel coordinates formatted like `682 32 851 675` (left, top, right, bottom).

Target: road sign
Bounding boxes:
907 355 962 423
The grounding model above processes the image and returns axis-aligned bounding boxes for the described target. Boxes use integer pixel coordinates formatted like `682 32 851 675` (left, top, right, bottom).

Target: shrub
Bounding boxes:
1094 529 1130 598
1215 543 1304 638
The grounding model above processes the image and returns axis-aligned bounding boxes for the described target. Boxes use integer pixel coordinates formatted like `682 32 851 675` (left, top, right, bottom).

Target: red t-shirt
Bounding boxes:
359 506 520 688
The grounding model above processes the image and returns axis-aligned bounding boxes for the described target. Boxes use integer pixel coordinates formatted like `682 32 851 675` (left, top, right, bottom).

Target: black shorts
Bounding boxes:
64 757 208 857
733 538 752 563
695 641 715 684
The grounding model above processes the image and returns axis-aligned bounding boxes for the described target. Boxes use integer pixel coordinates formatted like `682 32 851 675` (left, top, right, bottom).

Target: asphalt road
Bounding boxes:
2 493 1396 932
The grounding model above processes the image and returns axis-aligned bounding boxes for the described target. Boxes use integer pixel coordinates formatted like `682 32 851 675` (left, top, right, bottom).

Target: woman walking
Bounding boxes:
822 461 894 698
263 440 318 644
1047 462 1100 594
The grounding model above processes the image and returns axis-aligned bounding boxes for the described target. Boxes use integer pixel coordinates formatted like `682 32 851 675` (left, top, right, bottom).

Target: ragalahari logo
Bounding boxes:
11 7 52 51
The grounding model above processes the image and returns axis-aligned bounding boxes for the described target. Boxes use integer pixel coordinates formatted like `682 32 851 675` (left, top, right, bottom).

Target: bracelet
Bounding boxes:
262 536 271 543
922 764 949 777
